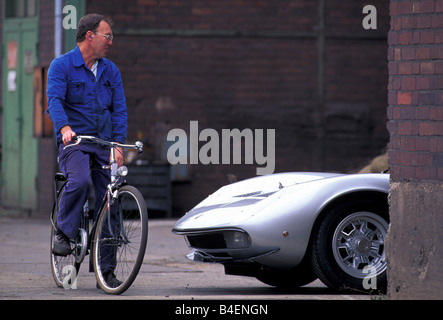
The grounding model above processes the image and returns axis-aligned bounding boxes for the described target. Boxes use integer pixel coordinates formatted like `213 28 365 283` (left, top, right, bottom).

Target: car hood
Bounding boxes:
174 172 342 231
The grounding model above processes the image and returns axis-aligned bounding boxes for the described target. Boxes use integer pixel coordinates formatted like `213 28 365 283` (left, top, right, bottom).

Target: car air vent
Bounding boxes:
235 191 277 198
186 233 227 249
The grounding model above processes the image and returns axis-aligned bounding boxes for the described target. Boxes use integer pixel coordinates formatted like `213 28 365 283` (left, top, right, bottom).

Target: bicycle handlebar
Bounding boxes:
65 135 143 153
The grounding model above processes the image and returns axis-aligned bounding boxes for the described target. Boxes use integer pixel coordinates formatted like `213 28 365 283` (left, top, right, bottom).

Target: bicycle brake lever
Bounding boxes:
63 136 81 150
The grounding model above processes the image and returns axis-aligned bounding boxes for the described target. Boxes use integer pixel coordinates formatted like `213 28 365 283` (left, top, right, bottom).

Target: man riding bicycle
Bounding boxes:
47 13 127 288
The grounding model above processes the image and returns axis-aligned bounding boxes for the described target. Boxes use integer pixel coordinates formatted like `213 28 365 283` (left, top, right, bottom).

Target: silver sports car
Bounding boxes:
172 172 390 292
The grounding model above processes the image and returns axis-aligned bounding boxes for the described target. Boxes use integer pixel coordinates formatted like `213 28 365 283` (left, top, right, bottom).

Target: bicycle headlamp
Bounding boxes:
117 166 128 177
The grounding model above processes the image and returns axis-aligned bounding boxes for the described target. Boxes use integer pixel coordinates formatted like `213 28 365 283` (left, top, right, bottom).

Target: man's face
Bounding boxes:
91 20 113 59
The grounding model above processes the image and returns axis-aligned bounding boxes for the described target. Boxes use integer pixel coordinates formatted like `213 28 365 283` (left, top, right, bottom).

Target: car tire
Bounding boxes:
311 198 389 293
255 253 317 288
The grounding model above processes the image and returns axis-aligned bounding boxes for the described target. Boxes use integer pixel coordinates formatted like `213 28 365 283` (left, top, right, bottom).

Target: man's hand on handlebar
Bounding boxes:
60 126 76 146
114 146 124 167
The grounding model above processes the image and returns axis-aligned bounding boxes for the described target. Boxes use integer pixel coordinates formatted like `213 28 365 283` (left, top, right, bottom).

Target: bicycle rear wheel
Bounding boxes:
50 183 81 289
92 185 148 295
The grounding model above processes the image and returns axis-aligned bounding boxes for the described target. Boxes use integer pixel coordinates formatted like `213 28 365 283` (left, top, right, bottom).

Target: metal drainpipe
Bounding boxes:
55 0 63 57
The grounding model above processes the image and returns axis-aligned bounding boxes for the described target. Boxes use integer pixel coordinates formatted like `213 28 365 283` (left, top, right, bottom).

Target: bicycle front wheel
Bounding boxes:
92 185 148 295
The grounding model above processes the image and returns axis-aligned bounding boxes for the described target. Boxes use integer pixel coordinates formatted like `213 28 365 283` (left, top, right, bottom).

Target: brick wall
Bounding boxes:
85 0 390 214
387 0 443 181
39 0 55 66
0 1 391 216
387 0 443 299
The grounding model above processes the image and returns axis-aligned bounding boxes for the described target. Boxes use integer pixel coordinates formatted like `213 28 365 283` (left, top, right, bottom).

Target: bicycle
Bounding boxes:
50 135 148 295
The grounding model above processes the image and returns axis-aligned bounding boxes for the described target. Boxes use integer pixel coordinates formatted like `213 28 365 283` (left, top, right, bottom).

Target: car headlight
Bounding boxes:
184 230 251 249
223 230 251 249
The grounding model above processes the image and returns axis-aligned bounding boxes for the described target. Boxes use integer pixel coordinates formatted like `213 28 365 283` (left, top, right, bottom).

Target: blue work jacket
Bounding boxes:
46 46 127 143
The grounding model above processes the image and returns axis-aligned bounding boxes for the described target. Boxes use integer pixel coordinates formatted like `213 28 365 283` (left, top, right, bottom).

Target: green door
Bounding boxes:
2 4 39 213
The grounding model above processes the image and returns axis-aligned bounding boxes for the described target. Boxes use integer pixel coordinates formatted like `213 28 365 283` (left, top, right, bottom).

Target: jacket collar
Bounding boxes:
72 45 107 77
72 45 87 67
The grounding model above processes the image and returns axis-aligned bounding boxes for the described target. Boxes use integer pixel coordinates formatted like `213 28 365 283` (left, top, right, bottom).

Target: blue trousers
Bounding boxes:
57 141 118 272
57 141 110 239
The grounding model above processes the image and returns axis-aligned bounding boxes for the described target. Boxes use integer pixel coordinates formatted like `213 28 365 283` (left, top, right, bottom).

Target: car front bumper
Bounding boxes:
173 228 280 263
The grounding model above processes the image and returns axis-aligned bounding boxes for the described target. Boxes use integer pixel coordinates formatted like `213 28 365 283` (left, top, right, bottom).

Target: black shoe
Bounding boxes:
98 271 123 289
52 231 72 256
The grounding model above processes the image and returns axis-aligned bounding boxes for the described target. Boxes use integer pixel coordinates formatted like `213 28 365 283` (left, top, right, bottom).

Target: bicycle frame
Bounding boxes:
54 136 143 256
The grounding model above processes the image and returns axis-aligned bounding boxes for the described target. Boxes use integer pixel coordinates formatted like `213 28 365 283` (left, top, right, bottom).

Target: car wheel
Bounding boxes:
255 254 317 288
311 199 388 293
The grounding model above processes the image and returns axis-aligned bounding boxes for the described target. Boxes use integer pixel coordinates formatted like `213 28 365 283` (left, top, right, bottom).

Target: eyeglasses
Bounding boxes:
94 32 114 41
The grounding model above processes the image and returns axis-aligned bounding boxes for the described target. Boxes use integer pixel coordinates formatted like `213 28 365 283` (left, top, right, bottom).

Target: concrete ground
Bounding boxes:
0 217 375 301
